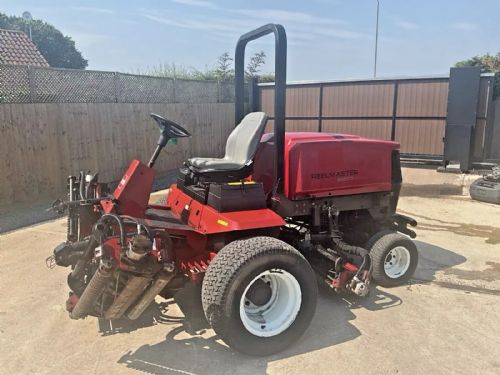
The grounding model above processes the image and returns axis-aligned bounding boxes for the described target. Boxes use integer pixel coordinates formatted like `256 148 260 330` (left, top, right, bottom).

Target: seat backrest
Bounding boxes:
224 112 268 165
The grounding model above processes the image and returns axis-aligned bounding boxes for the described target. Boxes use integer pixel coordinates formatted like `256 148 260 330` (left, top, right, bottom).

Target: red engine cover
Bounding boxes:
253 132 399 200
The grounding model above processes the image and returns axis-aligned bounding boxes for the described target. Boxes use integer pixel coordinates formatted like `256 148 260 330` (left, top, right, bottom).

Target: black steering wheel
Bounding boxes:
150 113 191 147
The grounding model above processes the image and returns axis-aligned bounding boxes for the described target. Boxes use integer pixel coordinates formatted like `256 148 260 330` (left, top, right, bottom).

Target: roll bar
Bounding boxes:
234 23 287 194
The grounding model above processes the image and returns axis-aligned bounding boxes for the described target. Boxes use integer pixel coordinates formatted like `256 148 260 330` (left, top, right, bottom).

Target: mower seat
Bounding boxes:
187 112 268 178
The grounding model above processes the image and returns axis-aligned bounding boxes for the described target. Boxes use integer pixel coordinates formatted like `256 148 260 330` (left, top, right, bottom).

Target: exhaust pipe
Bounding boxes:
127 271 174 320
70 262 112 319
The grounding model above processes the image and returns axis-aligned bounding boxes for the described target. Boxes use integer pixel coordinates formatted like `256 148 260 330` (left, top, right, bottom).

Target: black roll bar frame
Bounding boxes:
234 23 287 193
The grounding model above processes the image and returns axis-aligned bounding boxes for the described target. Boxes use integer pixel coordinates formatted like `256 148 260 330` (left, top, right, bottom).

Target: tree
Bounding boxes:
245 51 267 78
455 53 500 98
215 52 234 81
0 13 88 69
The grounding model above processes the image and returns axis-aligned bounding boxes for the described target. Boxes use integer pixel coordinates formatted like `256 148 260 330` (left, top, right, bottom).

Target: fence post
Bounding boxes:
248 77 260 113
482 76 495 160
318 83 324 132
216 80 221 103
113 72 120 103
28 66 36 102
391 82 399 141
172 78 177 103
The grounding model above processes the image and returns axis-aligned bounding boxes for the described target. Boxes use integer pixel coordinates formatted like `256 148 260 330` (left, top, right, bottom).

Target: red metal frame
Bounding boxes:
98 160 285 280
101 160 155 217
166 185 285 234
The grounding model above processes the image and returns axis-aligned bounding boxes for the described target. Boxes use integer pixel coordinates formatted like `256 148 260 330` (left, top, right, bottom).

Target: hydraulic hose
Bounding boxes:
97 214 126 246
79 171 86 200
311 233 371 278
70 237 97 281
120 215 154 240
325 206 371 278
70 214 126 282
331 237 371 279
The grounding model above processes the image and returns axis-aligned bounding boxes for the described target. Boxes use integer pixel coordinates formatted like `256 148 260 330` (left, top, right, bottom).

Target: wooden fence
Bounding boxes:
1 65 498 206
0 102 234 205
258 74 496 159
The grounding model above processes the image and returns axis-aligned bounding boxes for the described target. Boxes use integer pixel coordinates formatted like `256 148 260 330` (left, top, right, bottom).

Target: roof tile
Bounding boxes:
0 29 49 67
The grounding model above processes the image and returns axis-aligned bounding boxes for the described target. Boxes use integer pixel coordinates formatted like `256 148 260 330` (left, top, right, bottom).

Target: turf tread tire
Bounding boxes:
368 232 418 287
365 229 397 250
201 236 317 356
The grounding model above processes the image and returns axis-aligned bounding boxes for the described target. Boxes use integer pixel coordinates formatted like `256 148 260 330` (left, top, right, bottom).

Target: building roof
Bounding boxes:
0 29 49 67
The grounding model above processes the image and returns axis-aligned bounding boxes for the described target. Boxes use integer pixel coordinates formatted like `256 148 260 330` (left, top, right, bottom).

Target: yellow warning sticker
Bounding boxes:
217 219 229 227
226 181 256 185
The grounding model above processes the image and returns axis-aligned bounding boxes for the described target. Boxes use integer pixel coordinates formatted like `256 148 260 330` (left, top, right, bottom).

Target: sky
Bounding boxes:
2 0 499 81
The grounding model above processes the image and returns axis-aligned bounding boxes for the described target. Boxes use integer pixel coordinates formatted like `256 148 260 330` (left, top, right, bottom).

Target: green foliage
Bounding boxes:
215 52 234 81
135 62 206 79
245 51 266 78
258 73 277 83
455 53 500 98
134 51 275 83
0 12 87 69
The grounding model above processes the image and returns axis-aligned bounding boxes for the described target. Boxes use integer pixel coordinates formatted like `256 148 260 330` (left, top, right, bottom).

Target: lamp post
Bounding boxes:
22 11 33 40
374 0 379 77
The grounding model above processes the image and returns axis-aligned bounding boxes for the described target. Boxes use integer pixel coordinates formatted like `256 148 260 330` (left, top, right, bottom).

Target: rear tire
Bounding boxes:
367 231 418 287
201 236 317 356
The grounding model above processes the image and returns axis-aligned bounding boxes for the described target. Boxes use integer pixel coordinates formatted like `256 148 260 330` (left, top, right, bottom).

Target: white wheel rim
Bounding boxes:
384 246 411 279
239 269 302 337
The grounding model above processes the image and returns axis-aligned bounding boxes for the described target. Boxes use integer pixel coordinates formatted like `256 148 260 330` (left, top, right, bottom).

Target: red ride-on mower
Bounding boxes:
48 24 418 355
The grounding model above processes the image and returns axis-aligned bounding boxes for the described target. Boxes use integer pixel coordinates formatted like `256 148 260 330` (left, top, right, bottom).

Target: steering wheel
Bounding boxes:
150 113 191 147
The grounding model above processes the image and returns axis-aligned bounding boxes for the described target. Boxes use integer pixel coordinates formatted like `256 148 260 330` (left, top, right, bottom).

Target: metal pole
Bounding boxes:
391 82 398 140
22 11 33 40
318 83 324 132
374 0 379 77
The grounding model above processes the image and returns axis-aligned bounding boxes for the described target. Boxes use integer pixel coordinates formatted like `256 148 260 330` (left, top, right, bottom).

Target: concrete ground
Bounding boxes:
0 170 179 234
0 195 499 375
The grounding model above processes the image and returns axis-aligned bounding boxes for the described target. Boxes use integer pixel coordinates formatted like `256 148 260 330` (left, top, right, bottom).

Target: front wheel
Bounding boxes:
201 236 317 356
367 231 418 287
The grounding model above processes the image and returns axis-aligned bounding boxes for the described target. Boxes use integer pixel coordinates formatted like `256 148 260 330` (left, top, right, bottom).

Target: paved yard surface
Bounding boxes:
0 195 499 375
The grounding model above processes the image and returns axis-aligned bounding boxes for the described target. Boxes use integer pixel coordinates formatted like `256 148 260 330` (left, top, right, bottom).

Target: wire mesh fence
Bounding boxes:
0 64 31 102
34 67 117 103
0 64 236 104
117 73 175 103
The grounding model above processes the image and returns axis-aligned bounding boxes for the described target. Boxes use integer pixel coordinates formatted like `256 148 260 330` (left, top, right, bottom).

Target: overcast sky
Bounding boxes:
3 0 500 81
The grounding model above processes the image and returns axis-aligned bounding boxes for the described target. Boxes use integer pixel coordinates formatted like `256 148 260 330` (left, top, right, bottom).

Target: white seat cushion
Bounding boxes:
188 112 268 171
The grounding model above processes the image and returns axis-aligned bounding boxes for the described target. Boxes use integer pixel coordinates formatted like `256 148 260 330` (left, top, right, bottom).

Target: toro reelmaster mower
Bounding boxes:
48 24 418 355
